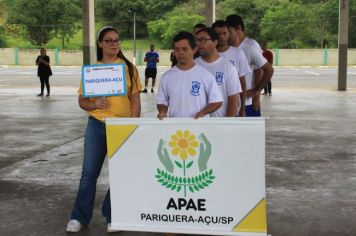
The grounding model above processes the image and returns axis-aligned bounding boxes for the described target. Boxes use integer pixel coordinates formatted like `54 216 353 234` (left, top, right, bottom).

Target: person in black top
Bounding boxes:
36 48 52 97
170 50 177 67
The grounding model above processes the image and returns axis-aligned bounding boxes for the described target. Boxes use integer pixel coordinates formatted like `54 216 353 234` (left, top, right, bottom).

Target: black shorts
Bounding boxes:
145 68 157 79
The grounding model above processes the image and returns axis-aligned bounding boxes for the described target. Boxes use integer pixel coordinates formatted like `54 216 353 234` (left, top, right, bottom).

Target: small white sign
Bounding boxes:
82 64 126 97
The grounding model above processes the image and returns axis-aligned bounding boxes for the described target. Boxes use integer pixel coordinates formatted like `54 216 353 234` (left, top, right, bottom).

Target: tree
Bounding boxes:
145 0 191 21
260 2 314 48
96 0 147 38
216 0 269 40
0 26 6 47
52 0 81 48
349 0 356 48
6 0 81 46
147 1 204 48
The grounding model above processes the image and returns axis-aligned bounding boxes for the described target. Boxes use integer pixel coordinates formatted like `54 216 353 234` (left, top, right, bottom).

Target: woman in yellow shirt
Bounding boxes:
66 26 142 233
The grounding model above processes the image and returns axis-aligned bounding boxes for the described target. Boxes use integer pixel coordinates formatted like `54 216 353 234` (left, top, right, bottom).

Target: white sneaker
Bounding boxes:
66 219 84 232
107 223 120 233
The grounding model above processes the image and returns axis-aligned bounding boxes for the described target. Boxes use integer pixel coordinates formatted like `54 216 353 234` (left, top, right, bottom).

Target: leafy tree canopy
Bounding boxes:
147 2 204 49
6 0 81 46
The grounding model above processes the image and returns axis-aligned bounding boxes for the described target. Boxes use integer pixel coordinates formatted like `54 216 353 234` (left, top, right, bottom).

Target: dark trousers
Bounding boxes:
39 75 50 95
264 81 272 94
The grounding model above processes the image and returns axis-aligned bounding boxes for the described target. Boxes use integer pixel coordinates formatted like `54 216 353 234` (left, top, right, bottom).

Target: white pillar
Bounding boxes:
204 0 215 26
82 0 96 65
133 12 137 65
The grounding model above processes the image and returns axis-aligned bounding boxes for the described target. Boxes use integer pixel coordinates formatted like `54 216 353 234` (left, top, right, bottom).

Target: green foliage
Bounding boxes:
216 0 267 40
260 3 315 48
52 1 81 48
147 14 204 49
6 0 81 46
155 168 216 194
145 0 191 21
1 0 355 49
147 4 204 49
0 26 6 47
348 0 356 48
96 0 147 38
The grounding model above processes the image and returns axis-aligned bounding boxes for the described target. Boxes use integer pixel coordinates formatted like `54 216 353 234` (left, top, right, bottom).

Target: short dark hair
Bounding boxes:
212 20 227 29
225 14 245 32
173 31 197 49
193 23 206 30
196 27 219 42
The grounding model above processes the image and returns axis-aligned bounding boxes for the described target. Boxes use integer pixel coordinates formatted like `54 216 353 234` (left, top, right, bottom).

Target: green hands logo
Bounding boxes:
155 130 216 197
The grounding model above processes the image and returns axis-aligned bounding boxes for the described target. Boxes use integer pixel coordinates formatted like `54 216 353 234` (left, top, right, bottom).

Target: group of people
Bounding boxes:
159 15 274 118
66 13 274 233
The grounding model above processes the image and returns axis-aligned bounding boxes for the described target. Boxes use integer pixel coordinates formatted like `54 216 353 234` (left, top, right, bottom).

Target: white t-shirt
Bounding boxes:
218 46 251 78
156 64 223 117
239 37 267 105
195 56 241 117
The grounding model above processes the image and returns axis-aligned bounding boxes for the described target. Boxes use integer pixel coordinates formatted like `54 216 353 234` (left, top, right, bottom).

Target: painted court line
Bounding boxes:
305 70 320 76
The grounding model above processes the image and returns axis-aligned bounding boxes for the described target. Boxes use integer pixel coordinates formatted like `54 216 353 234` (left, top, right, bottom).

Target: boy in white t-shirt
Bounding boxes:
156 31 222 119
194 27 241 117
212 20 251 117
226 14 274 117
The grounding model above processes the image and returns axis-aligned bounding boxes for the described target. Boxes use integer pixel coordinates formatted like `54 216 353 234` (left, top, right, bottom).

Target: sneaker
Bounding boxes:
37 93 43 97
46 94 50 97
261 92 267 95
269 93 272 96
141 88 148 93
151 88 154 93
107 223 120 233
66 219 84 232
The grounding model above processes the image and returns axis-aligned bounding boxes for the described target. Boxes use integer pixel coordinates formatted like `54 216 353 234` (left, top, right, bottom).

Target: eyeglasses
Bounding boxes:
102 39 121 45
196 38 213 44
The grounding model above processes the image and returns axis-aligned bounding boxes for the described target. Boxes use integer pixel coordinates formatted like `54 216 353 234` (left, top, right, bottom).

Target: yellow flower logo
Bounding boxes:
168 130 199 160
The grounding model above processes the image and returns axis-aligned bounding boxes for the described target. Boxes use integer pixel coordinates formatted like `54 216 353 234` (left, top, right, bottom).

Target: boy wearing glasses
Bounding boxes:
195 27 242 117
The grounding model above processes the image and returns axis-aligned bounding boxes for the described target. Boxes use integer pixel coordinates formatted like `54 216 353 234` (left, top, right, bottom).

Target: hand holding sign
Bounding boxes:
94 97 110 110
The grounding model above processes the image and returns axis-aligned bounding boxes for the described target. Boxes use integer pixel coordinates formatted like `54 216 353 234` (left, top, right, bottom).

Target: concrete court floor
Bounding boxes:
0 66 355 236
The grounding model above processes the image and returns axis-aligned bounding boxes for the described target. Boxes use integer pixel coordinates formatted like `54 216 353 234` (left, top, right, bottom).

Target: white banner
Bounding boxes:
82 64 126 97
106 118 266 236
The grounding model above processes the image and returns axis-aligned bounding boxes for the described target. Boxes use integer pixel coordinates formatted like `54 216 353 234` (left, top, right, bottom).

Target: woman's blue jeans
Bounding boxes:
70 116 111 225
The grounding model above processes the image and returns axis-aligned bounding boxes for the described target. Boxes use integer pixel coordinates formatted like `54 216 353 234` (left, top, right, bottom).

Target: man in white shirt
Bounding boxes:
194 27 241 117
212 20 250 117
226 14 274 117
156 31 222 119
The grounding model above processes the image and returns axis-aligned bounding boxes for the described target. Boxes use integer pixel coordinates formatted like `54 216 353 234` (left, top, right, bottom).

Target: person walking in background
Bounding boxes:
142 44 159 93
170 50 177 67
66 26 141 233
35 48 52 97
195 27 241 117
226 14 274 117
261 42 273 96
156 31 222 119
